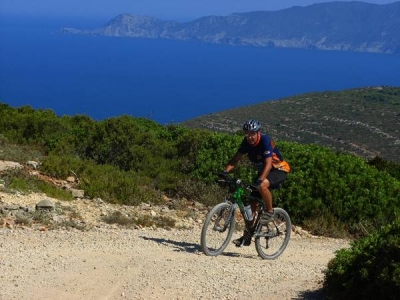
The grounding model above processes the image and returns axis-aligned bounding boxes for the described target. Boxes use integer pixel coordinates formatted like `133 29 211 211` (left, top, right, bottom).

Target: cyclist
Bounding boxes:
219 119 290 247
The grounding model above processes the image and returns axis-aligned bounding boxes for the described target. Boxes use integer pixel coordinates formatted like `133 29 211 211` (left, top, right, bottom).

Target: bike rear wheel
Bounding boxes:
254 207 291 260
200 202 236 256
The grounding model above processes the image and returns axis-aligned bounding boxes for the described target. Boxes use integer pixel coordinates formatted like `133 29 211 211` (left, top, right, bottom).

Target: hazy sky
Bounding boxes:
0 0 397 21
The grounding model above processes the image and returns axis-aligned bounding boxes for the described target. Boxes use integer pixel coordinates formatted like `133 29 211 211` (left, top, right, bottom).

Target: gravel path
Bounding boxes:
0 226 348 300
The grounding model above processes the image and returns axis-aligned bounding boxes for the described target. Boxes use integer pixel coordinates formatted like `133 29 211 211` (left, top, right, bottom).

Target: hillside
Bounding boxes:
182 86 400 164
61 1 400 54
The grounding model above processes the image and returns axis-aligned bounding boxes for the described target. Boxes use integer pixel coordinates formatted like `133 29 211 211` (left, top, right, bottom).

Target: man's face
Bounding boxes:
245 131 259 145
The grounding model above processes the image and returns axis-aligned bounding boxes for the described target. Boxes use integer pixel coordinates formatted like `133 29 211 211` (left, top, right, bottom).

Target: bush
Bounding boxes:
368 155 400 181
0 104 68 147
102 211 134 226
1 169 73 201
323 219 400 300
275 142 400 237
41 154 164 205
190 132 255 182
0 135 44 163
175 177 227 207
77 164 163 206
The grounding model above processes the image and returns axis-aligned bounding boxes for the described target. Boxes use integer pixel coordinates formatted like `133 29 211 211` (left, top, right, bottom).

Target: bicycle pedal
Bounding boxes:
232 239 242 247
214 226 223 231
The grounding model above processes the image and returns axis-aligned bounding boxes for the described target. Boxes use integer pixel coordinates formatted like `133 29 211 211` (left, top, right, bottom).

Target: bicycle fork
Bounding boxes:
213 202 238 232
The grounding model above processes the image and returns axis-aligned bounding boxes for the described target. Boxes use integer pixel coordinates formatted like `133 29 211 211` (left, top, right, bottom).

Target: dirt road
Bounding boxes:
1 226 348 300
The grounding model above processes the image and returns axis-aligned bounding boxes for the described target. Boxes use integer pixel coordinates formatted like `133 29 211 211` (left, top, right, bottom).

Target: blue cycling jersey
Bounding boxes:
238 134 285 173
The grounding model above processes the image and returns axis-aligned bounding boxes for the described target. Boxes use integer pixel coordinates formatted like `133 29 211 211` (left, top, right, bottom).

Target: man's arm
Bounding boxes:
225 152 243 172
258 156 272 181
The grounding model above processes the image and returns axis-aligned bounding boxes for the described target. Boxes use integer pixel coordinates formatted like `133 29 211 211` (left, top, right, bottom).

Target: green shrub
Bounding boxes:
50 219 87 231
272 142 400 236
368 155 400 181
1 169 73 201
102 211 134 226
324 219 400 300
42 155 164 205
135 214 176 228
302 212 349 238
32 211 52 226
78 163 163 205
175 177 227 207
14 214 33 226
191 132 255 182
0 135 45 163
0 104 68 147
40 154 88 179
102 211 176 229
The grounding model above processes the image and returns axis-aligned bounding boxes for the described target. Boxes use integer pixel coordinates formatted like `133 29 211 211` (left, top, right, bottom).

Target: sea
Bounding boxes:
1 16 400 125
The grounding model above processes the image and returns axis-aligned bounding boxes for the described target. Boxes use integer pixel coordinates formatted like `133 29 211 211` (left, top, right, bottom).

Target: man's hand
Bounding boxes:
255 178 263 188
218 170 229 180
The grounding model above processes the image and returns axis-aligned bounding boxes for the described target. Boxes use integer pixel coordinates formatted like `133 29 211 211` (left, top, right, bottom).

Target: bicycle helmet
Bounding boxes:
243 119 261 132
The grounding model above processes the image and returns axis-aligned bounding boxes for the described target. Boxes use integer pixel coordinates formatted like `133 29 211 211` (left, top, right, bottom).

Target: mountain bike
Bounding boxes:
200 177 291 259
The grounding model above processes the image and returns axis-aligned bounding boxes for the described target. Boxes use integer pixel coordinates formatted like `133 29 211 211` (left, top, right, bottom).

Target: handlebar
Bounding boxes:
218 175 285 191
217 177 258 193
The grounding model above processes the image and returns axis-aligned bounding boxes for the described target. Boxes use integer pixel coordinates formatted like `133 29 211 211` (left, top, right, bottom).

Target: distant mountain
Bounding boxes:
61 1 400 54
182 86 400 164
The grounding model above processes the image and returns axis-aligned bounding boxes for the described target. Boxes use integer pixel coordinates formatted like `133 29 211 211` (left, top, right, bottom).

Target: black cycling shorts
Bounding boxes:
250 169 287 198
266 169 287 189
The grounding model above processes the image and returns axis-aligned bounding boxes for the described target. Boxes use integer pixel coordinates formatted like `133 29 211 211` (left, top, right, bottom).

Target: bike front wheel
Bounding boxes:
255 207 291 260
200 202 236 256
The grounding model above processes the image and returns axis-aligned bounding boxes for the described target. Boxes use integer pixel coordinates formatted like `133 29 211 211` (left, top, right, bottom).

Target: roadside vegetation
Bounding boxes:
1 92 399 298
1 102 398 237
323 219 400 300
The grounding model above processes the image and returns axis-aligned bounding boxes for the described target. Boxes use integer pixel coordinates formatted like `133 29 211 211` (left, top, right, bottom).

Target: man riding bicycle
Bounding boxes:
220 119 290 247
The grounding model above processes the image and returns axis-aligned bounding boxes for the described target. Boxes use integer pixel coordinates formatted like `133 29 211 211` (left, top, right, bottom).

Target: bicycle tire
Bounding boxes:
200 202 236 256
254 207 291 260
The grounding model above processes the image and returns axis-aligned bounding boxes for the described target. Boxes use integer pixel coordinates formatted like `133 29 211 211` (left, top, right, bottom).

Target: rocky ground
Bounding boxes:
0 188 349 300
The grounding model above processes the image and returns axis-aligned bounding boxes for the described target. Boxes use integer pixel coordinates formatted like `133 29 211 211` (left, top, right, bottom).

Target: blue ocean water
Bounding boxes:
1 17 400 124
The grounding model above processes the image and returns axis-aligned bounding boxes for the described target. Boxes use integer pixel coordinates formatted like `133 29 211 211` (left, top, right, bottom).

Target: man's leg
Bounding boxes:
259 180 273 213
259 170 287 215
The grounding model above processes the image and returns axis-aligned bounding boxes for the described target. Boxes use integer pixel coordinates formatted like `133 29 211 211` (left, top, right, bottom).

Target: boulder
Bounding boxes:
66 176 76 183
35 199 55 211
26 161 40 170
71 189 84 198
0 161 22 172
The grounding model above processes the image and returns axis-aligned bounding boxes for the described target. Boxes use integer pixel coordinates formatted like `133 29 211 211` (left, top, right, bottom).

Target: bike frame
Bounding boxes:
221 178 287 239
219 178 266 233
